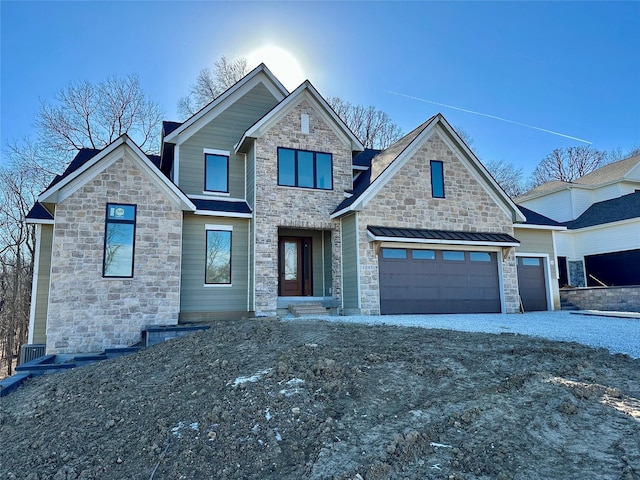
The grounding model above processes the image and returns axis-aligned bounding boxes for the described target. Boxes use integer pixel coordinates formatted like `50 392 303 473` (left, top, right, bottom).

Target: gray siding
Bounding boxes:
341 214 359 310
181 214 250 313
178 83 279 197
33 224 53 344
514 228 557 278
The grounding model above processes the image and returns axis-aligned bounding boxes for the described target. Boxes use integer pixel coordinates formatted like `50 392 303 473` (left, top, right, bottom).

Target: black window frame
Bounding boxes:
204 152 230 193
277 147 333 190
102 203 136 278
430 160 445 198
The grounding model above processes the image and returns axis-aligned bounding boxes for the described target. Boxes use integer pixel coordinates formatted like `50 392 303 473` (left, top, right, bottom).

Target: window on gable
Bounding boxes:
277 147 333 190
430 160 445 198
205 228 232 284
204 152 229 193
103 203 136 278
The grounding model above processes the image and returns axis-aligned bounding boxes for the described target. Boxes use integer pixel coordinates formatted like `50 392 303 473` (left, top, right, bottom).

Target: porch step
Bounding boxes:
560 299 580 311
289 302 329 317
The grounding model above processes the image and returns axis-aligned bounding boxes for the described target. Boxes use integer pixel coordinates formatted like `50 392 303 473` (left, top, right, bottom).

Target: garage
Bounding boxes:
516 256 548 311
379 248 501 314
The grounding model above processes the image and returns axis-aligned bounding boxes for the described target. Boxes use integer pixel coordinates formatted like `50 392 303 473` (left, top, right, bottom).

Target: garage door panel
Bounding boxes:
379 249 501 314
517 257 548 311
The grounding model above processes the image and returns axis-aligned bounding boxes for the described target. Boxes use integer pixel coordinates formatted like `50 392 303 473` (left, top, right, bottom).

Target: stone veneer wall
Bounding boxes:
560 286 640 312
46 154 183 354
253 99 353 316
357 129 520 314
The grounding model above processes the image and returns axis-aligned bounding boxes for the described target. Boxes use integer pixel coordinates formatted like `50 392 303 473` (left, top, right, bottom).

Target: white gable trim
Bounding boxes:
165 64 288 145
38 135 195 211
514 223 567 231
235 81 364 153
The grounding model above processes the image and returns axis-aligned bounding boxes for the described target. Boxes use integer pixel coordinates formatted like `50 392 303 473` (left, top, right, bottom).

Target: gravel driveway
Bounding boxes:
293 310 640 359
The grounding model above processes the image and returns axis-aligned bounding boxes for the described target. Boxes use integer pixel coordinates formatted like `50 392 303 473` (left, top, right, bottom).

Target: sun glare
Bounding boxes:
246 45 305 91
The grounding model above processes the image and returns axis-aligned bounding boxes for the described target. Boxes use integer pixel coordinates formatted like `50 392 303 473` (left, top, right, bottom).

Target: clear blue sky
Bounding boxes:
2 1 639 177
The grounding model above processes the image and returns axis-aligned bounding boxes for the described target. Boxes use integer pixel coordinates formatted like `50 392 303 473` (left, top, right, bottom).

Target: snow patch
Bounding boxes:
229 368 273 387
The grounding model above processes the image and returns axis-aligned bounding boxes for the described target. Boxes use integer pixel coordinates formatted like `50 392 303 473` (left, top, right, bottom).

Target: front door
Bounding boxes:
279 237 312 296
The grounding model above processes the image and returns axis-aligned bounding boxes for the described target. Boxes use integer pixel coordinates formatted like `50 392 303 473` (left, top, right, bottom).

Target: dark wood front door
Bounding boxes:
279 237 312 296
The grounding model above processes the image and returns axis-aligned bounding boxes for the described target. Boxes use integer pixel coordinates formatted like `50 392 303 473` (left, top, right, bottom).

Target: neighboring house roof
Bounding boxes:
517 154 640 202
235 80 365 153
190 197 252 218
332 113 525 223
564 191 640 229
575 154 640 186
37 135 195 212
164 64 289 145
515 205 565 227
25 202 54 224
367 226 520 247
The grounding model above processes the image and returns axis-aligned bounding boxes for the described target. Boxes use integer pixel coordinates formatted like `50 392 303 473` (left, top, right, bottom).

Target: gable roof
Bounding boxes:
25 202 54 224
352 149 380 169
235 80 365 153
37 135 195 211
564 191 640 229
331 113 525 222
164 64 288 145
517 154 640 202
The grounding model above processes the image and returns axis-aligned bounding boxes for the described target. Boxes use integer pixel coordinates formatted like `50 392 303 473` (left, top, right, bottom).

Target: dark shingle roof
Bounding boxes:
516 205 564 227
352 149 381 168
190 198 252 215
367 226 519 245
26 202 54 221
565 191 640 229
162 121 183 137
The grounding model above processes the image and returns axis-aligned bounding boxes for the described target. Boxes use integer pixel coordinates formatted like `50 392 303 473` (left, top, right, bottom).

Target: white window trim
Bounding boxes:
204 148 230 156
205 224 233 286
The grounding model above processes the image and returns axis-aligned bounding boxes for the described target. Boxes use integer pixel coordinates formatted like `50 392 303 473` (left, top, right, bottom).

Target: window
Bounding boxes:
382 248 407 259
206 228 232 284
103 203 136 278
412 250 435 260
430 160 445 198
521 257 541 266
204 151 229 193
470 252 491 262
443 251 465 261
277 147 333 190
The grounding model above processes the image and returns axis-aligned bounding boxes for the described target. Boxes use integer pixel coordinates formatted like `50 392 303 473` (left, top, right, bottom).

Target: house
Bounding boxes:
26 64 527 355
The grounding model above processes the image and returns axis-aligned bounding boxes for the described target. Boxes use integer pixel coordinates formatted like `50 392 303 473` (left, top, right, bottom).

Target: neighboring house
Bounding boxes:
27 64 527 355
516 155 640 289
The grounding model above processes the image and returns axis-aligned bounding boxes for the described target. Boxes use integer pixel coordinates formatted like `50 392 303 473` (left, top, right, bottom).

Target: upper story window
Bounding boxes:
103 203 136 278
430 160 445 198
204 149 229 193
277 147 333 190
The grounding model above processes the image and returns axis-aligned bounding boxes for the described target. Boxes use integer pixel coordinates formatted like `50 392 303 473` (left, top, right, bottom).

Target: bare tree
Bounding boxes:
177 56 248 119
37 74 163 156
484 159 525 198
327 97 403 149
531 146 608 187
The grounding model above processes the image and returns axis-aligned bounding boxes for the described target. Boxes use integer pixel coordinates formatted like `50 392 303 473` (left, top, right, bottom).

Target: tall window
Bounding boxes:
205 228 232 284
103 203 136 278
430 160 445 198
204 151 229 193
277 147 332 190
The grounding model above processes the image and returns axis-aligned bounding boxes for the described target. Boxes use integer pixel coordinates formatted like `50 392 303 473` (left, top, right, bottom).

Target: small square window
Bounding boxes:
205 153 229 193
430 160 445 198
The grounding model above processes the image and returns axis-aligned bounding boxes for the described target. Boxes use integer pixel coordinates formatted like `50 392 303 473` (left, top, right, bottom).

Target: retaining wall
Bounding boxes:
560 286 640 312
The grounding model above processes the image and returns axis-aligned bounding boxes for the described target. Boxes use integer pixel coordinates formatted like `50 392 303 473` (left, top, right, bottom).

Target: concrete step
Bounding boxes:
289 302 328 317
141 324 209 347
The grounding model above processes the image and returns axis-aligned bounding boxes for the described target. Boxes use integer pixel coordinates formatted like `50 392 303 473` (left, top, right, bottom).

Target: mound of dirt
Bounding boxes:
1 318 638 479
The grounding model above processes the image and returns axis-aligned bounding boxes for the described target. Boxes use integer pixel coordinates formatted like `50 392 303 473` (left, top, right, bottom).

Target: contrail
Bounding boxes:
384 90 592 145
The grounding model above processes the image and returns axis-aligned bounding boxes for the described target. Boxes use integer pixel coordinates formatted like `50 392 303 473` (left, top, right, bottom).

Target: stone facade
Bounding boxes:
356 129 520 314
560 286 640 312
46 152 183 354
253 99 353 316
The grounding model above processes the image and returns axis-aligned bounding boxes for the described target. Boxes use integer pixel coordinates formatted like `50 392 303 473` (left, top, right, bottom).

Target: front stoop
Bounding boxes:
289 302 329 317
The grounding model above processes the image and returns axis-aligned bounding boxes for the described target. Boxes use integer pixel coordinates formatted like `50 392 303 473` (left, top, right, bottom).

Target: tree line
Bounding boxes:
1 56 638 376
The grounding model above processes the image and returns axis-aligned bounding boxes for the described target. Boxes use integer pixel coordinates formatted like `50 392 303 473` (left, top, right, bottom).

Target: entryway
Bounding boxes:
278 237 312 296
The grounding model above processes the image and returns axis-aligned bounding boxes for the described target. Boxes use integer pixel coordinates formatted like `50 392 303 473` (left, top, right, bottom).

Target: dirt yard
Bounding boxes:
1 318 638 479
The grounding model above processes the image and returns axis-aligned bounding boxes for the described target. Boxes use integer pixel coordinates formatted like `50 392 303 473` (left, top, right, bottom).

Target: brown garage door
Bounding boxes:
379 248 501 314
517 257 548 311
